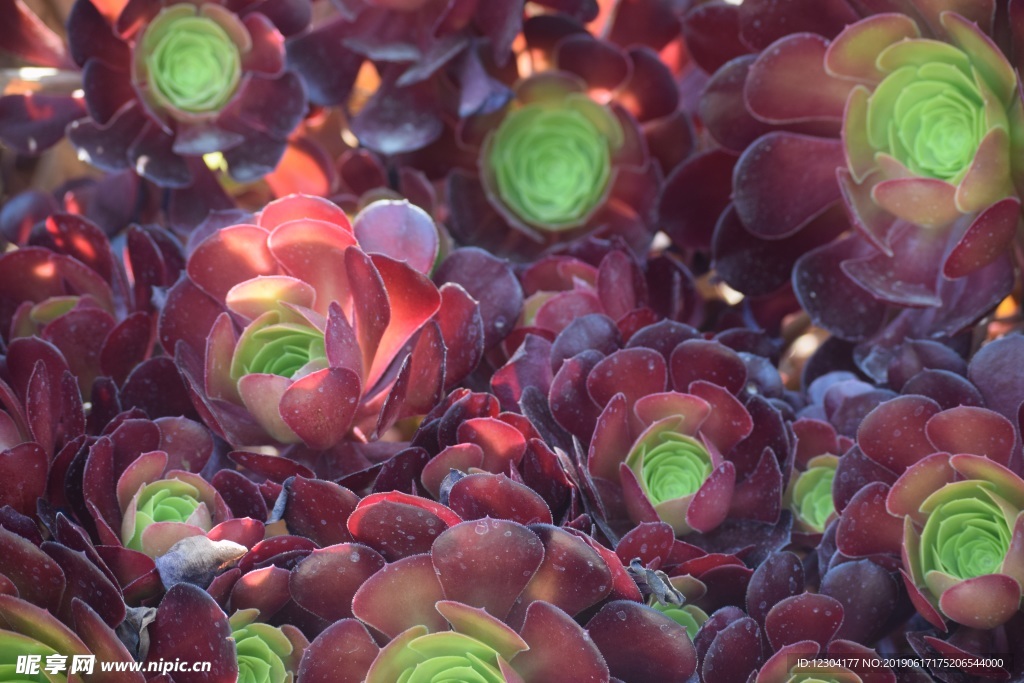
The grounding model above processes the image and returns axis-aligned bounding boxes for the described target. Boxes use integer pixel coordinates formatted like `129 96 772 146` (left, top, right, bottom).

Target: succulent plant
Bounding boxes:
159 194 482 449
889 453 1024 629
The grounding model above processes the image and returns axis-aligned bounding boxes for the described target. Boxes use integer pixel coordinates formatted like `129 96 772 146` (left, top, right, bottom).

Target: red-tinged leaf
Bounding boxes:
211 469 267 521
187 224 277 303
588 393 633 481
448 474 553 526
764 593 843 650
825 13 920 82
836 482 903 557
363 253 441 387
115 449 167 512
258 194 350 232
420 443 485 498
746 33 853 123
25 360 57 457
432 519 544 619
237 536 316 574
36 308 116 391
348 493 458 561
436 283 484 389
100 312 155 385
886 453 955 525
511 601 610 682
733 132 844 239
507 525 610 626
228 450 314 482
83 437 121 531
615 522 678 567
857 395 942 473
298 618 379 683
746 551 804 626
821 559 899 644
289 544 386 621
43 542 125 627
0 0 71 66
0 526 65 612
927 406 1014 465
400 321 446 415
351 553 448 637
549 314 621 372
279 366 361 450
0 442 47 515
155 417 213 473
268 219 359 318
456 417 527 472
434 247 524 349
588 601 696 683
549 350 605 440
729 447 782 523
688 381 753 454
282 476 358 546
686 462 737 533
945 197 1021 278
207 518 264 548
871 178 960 229
71 599 146 683
938 574 1022 629
120 357 197 421
324 302 363 380
158 276 226 355
228 565 290 618
587 348 667 410
94 544 155 590
491 334 554 412
353 200 439 273
146 583 238 682
669 340 747 395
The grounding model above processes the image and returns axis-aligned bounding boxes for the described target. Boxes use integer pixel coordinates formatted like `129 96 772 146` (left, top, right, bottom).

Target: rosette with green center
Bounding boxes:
832 12 1019 231
484 93 623 231
623 417 728 535
889 453 1024 629
122 478 212 552
135 5 243 119
630 432 713 505
230 610 295 683
231 312 327 381
786 454 838 534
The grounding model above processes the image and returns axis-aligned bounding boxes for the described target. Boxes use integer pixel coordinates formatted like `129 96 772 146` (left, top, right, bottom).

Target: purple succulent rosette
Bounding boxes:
0 211 184 398
671 0 1024 341
296 516 696 683
445 20 686 258
0 0 310 187
160 194 483 449
888 453 1024 630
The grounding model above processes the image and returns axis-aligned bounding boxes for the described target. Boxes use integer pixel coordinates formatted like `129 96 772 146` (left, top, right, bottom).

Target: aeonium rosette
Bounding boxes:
888 453 1024 630
829 12 1022 265
160 194 483 450
589 389 737 536
448 62 667 258
295 517 697 683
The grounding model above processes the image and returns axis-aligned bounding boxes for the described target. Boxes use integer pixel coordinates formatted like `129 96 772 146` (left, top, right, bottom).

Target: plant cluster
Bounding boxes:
2 0 1024 682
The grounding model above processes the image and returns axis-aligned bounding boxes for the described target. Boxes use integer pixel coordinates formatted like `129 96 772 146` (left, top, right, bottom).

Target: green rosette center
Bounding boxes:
867 61 987 182
792 465 836 532
395 632 507 683
233 621 292 683
231 315 327 380
487 96 621 229
124 479 206 551
920 482 1012 580
630 432 713 505
140 8 242 114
